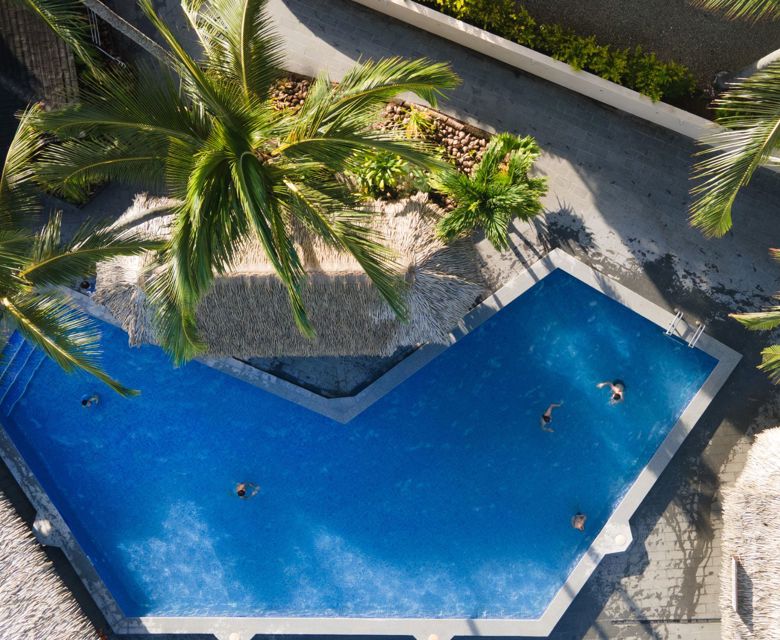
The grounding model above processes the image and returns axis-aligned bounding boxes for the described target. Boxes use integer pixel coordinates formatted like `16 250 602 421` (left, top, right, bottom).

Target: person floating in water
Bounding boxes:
540 402 563 432
236 482 260 499
81 394 99 408
571 512 587 531
597 380 625 404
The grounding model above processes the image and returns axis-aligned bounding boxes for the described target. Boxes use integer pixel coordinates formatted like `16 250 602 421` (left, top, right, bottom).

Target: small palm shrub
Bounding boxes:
434 133 547 251
351 149 432 199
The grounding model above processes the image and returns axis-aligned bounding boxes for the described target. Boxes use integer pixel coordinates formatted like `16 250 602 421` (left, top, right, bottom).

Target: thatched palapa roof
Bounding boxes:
95 193 485 357
0 493 96 638
720 427 780 639
0 1 78 106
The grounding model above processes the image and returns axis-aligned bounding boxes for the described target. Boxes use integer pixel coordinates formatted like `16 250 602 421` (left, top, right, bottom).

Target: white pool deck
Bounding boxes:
0 249 740 640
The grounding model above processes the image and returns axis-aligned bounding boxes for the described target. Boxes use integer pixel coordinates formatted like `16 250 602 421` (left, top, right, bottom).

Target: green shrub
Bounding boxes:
434 133 548 251
418 0 696 103
351 150 430 200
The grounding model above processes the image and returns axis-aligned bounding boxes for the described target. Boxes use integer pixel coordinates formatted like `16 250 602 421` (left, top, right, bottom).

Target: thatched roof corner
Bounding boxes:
95 193 486 357
720 427 780 639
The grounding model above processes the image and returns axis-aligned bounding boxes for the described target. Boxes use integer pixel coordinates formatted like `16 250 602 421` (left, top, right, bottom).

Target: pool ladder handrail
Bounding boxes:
664 309 683 336
687 321 706 348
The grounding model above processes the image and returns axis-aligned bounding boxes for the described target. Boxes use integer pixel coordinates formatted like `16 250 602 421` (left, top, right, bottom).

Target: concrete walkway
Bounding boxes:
6 1 780 638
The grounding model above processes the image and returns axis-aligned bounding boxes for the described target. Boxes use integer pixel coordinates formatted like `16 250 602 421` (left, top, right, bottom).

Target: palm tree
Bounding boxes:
33 0 459 364
434 133 547 251
689 0 780 381
0 108 160 395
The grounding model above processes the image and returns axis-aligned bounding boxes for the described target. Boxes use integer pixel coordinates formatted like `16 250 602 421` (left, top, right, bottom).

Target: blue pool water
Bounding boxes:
2 269 717 619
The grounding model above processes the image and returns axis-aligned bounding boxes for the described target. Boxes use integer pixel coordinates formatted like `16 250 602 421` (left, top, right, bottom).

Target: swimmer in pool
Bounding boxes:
236 482 260 499
572 512 586 531
540 402 563 432
597 380 624 404
81 394 99 408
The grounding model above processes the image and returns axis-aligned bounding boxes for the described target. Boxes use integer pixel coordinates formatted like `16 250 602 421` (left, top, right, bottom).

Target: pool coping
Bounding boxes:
0 248 741 640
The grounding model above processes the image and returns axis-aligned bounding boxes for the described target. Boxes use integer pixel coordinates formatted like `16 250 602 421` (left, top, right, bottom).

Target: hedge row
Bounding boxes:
417 0 697 103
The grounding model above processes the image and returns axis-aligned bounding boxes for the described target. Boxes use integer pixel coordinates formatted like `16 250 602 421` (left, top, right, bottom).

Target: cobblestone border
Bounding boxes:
0 249 740 639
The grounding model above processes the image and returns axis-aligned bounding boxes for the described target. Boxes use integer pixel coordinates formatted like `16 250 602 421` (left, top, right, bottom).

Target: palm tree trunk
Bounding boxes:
79 0 168 62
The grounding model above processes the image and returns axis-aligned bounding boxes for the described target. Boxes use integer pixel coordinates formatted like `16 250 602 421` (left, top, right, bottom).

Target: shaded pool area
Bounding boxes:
1 269 717 620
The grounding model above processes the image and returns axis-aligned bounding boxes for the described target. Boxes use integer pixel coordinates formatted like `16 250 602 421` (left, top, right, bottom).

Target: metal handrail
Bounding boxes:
664 309 683 336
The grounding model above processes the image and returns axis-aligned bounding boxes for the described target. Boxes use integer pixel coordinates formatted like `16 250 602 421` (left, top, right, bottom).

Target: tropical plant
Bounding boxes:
689 0 780 382
352 150 409 199
434 133 547 251
32 0 459 364
403 105 436 140
0 108 160 395
351 149 430 200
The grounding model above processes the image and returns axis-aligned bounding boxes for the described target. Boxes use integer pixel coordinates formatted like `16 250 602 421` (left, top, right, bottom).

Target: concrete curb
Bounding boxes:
349 0 721 140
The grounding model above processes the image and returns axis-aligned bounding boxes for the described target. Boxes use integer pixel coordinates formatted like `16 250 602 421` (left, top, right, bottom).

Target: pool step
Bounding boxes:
0 339 34 406
0 332 25 380
3 348 46 416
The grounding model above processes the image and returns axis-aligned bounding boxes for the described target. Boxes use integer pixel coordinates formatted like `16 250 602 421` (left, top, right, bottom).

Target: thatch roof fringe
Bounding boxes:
720 427 780 639
95 193 485 357
0 494 96 638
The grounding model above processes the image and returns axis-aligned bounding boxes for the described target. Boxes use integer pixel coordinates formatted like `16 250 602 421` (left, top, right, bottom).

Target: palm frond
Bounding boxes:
289 58 459 141
435 133 547 251
280 180 408 319
758 345 780 382
691 0 780 20
1 291 137 395
19 212 163 287
230 152 312 335
139 0 247 131
0 106 44 226
193 0 284 102
731 306 780 330
34 64 204 143
13 0 99 69
689 61 780 237
36 135 167 202
277 134 446 173
144 251 206 364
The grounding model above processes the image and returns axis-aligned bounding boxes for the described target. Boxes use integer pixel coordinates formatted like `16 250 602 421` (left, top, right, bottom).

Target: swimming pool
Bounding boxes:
0 250 739 638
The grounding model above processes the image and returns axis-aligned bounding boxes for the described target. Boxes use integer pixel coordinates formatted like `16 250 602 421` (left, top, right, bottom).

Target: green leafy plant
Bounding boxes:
352 149 433 199
33 0 459 364
0 108 160 395
434 133 547 251
404 105 436 140
419 0 696 103
352 150 409 199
